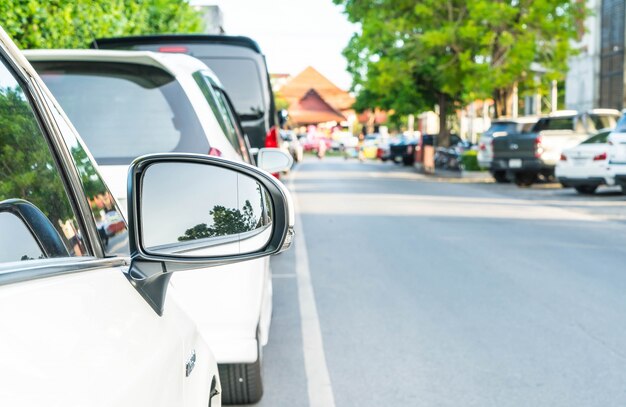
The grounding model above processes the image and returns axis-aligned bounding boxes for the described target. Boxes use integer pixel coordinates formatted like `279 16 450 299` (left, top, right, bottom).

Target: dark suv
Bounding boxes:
92 34 279 150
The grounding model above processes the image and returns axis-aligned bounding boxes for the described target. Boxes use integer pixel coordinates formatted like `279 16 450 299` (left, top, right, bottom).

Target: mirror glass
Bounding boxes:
257 148 293 173
141 162 273 257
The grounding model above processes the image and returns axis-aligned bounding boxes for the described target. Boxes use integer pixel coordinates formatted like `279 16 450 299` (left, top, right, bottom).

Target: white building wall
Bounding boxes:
565 0 601 111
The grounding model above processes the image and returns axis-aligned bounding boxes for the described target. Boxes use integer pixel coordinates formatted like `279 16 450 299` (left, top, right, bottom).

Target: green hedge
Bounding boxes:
460 150 481 171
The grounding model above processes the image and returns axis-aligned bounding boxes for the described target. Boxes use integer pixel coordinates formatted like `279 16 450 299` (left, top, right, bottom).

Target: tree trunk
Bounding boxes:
493 87 515 118
437 92 450 147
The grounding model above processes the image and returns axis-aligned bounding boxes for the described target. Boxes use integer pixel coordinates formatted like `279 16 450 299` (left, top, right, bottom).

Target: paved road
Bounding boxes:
249 157 626 407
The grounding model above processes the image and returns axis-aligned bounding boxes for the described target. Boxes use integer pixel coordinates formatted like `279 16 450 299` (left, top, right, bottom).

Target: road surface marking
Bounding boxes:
271 273 297 279
289 169 336 407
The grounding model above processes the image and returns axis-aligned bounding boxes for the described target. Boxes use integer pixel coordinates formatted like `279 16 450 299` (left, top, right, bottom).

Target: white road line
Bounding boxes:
289 169 336 407
271 273 297 279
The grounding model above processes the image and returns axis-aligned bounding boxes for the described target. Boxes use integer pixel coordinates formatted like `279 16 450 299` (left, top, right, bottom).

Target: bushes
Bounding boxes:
460 150 481 171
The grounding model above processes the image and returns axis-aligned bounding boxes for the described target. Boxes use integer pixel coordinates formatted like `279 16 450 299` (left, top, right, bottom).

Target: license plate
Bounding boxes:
572 158 587 166
509 159 522 168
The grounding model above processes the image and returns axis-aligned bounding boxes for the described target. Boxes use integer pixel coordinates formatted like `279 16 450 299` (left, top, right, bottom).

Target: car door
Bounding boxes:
0 40 213 407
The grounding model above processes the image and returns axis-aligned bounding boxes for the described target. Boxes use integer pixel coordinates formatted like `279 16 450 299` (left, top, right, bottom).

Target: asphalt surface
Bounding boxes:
247 157 626 407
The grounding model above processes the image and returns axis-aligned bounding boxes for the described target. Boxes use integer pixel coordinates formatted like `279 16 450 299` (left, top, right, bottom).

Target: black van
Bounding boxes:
92 35 279 150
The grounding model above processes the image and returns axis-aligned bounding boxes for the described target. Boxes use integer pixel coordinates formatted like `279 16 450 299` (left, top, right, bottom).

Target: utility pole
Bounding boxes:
551 80 558 112
512 83 519 118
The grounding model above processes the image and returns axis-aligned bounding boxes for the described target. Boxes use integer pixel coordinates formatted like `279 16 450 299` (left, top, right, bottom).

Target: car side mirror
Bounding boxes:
126 153 294 315
256 148 293 173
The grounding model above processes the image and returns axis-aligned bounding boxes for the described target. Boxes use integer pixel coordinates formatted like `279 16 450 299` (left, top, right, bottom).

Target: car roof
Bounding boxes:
92 34 263 54
23 49 224 86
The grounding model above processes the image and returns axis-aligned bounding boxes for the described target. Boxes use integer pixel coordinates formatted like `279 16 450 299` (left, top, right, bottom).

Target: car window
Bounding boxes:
588 114 617 132
199 57 265 119
520 122 536 133
582 131 610 144
41 91 129 256
533 117 575 132
0 212 45 262
32 61 209 165
0 57 87 265
484 122 518 136
215 87 252 163
193 72 242 155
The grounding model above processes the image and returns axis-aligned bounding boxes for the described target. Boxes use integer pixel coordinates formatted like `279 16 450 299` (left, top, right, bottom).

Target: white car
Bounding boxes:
26 49 290 404
556 129 614 194
607 113 626 190
0 26 293 407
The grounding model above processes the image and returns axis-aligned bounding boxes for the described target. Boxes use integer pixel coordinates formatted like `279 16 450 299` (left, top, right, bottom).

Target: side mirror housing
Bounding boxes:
256 148 293 173
126 153 294 315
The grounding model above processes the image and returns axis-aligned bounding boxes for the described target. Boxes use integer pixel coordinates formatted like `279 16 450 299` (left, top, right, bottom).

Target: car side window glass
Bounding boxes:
42 91 130 256
0 212 44 262
0 57 87 263
216 88 252 162
192 71 244 157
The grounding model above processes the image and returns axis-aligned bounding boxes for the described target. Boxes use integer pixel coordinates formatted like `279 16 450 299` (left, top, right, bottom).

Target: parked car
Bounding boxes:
280 129 303 163
0 26 293 407
361 133 381 159
556 129 614 194
477 116 538 178
491 109 620 186
91 34 279 151
26 49 290 404
377 139 391 161
389 136 418 165
607 113 626 189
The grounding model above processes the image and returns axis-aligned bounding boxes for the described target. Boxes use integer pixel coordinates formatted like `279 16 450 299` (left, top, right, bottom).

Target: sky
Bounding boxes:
190 0 358 90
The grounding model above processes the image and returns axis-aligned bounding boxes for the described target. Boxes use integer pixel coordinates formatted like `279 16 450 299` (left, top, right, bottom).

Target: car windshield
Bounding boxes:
198 58 265 119
32 61 209 165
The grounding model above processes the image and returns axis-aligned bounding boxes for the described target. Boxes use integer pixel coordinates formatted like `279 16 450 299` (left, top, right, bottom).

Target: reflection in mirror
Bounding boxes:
141 162 273 257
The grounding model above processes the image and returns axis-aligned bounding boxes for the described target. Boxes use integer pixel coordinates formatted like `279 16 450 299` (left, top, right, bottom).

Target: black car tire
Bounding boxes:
574 185 598 195
219 358 263 405
402 155 414 166
492 171 509 183
514 172 536 187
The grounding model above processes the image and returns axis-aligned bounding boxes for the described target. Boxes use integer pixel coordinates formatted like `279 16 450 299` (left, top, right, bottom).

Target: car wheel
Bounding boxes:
492 171 509 183
402 155 414 166
574 185 598 195
218 358 263 405
514 172 536 187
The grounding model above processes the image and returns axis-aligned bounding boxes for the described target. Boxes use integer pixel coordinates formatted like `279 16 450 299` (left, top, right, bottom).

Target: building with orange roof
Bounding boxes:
277 66 355 126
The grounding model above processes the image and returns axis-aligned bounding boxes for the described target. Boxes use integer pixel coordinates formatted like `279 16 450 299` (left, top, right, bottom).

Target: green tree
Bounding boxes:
0 86 73 224
0 0 204 50
178 201 258 242
334 0 587 146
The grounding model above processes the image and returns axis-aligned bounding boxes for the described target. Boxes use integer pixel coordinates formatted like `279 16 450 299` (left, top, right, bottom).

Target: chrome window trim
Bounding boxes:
0 257 129 287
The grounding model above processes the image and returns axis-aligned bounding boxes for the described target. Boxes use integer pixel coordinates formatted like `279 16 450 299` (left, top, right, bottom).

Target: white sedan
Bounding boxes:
556 130 614 194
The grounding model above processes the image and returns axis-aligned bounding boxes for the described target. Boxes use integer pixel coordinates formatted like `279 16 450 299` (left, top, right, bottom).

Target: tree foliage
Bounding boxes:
0 0 204 49
178 201 258 242
0 86 74 224
334 0 587 144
